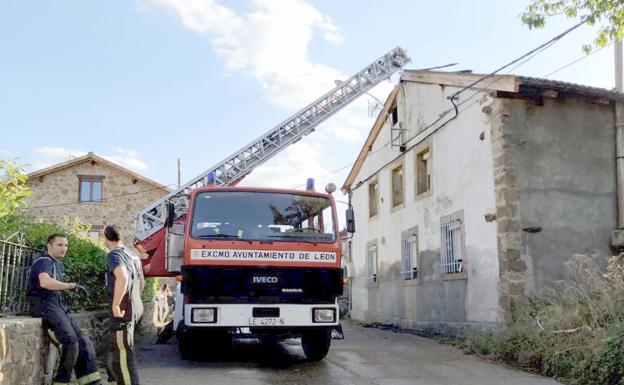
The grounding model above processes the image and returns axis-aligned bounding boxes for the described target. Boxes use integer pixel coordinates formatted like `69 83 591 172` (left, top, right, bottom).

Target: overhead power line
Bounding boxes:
24 183 177 210
348 20 589 191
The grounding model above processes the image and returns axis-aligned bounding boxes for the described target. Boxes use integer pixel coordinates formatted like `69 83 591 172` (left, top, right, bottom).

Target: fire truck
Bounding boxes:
133 47 410 360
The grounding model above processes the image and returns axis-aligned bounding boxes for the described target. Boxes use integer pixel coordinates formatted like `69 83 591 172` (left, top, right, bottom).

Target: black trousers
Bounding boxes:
41 299 102 385
106 318 140 385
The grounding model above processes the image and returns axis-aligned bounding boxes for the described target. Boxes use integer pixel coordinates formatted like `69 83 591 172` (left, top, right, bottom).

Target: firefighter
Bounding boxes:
27 233 102 385
104 224 142 385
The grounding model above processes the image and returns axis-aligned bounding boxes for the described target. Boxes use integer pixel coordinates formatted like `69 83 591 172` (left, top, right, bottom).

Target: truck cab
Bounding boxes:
172 186 343 360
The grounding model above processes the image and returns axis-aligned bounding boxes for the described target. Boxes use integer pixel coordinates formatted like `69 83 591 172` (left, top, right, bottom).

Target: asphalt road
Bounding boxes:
134 321 561 385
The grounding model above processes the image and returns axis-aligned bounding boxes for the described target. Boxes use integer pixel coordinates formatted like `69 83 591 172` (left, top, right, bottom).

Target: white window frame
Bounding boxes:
400 227 418 280
440 211 466 277
366 240 378 285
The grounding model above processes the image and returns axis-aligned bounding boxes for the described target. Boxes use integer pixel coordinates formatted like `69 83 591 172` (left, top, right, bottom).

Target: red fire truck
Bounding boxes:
133 48 410 360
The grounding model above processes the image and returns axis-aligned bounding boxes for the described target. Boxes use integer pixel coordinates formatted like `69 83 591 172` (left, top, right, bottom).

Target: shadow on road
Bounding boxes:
138 337 314 370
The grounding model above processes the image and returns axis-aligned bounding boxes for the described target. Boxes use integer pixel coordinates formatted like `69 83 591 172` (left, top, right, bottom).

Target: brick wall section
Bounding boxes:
489 99 527 321
22 159 168 248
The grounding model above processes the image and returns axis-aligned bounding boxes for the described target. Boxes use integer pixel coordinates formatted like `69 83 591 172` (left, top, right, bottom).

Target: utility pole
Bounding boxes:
616 41 623 92
177 158 181 188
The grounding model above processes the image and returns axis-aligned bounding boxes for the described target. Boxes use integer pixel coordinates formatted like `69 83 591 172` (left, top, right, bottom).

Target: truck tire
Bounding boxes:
179 330 232 360
301 329 331 361
178 331 198 360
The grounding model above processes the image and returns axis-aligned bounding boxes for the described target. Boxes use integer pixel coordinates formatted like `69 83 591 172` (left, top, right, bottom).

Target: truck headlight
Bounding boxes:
192 308 217 323
313 308 336 323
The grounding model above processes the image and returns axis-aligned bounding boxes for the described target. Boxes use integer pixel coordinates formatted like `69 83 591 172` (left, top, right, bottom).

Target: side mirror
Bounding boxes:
164 202 176 228
346 207 355 233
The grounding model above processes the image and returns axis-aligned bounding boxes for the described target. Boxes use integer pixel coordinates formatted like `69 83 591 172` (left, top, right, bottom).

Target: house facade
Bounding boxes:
23 152 170 249
342 71 623 334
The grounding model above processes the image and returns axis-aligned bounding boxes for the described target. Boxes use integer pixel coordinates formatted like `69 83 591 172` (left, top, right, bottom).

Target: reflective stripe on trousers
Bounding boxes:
107 319 139 385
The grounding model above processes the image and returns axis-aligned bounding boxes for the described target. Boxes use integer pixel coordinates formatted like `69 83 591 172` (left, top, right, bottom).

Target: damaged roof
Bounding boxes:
341 70 624 193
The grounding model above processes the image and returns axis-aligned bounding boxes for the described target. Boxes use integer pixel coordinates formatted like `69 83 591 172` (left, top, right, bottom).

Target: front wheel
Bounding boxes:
178 329 198 360
301 329 331 361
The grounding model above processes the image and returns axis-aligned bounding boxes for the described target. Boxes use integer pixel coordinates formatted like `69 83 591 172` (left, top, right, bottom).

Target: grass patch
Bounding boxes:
462 253 624 385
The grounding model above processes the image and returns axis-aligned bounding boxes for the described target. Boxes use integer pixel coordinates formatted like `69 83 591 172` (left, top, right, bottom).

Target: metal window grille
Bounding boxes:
0 233 42 315
367 242 377 284
400 230 418 280
440 216 464 274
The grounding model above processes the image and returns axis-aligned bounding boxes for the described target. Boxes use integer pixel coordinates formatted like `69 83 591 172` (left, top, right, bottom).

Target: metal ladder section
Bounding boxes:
135 47 411 240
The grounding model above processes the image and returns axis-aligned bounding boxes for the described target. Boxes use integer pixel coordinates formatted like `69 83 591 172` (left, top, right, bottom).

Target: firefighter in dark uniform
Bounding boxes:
27 233 102 385
104 224 142 385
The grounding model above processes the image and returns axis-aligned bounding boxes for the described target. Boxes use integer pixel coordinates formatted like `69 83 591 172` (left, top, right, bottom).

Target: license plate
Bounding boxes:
248 317 285 326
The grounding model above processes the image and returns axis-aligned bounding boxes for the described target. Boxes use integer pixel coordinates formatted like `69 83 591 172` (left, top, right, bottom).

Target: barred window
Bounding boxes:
440 212 465 274
401 228 418 280
366 240 378 284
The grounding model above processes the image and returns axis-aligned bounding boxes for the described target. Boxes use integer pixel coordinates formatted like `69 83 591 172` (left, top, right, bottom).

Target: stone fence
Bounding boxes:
0 301 158 385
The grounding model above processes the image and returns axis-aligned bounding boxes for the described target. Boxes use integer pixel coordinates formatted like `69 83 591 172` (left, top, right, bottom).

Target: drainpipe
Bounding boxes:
613 41 624 248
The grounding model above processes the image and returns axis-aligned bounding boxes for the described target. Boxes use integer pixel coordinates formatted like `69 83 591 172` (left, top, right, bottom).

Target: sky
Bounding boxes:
0 0 616 213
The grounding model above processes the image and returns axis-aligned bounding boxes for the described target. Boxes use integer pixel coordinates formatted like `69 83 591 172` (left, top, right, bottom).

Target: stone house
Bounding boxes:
341 70 624 334
23 152 170 248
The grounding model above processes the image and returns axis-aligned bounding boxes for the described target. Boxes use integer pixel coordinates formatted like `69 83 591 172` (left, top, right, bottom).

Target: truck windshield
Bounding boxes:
191 191 336 243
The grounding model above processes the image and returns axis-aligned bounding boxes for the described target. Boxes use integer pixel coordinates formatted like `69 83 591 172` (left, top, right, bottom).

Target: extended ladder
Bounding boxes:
135 47 410 240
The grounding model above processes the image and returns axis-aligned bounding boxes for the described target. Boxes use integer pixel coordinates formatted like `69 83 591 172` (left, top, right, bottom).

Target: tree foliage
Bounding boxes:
521 0 624 52
1 214 108 312
0 159 30 219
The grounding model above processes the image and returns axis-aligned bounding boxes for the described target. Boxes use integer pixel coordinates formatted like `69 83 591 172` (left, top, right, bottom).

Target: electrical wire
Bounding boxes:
290 33 606 193
25 183 178 209
347 20 590 191
449 18 587 100
542 44 610 78
31 22 594 203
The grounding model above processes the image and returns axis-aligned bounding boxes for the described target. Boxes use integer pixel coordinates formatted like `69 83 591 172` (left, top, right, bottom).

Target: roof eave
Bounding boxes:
341 84 401 193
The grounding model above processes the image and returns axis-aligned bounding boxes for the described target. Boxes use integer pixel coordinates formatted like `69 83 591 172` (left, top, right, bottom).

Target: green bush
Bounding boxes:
0 159 30 219
142 277 159 302
1 214 108 312
462 254 624 384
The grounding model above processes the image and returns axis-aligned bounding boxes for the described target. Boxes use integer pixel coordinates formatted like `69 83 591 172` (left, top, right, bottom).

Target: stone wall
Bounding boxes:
489 99 525 321
490 95 617 321
0 303 159 385
0 311 107 385
0 317 46 385
23 157 168 249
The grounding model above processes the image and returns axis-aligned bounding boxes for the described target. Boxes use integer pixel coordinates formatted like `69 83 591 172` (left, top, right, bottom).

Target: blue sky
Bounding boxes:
0 1 614 203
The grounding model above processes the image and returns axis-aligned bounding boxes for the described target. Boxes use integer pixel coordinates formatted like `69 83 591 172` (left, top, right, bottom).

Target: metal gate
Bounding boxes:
0 232 42 316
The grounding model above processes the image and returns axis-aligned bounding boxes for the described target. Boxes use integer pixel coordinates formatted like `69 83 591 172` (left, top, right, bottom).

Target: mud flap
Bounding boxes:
331 323 344 340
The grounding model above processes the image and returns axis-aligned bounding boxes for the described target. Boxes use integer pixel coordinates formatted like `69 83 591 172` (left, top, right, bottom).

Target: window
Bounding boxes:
391 165 404 207
83 225 102 241
368 180 379 217
78 175 104 202
440 211 465 275
191 191 336 243
416 146 432 196
390 106 399 126
401 228 418 280
366 240 378 285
